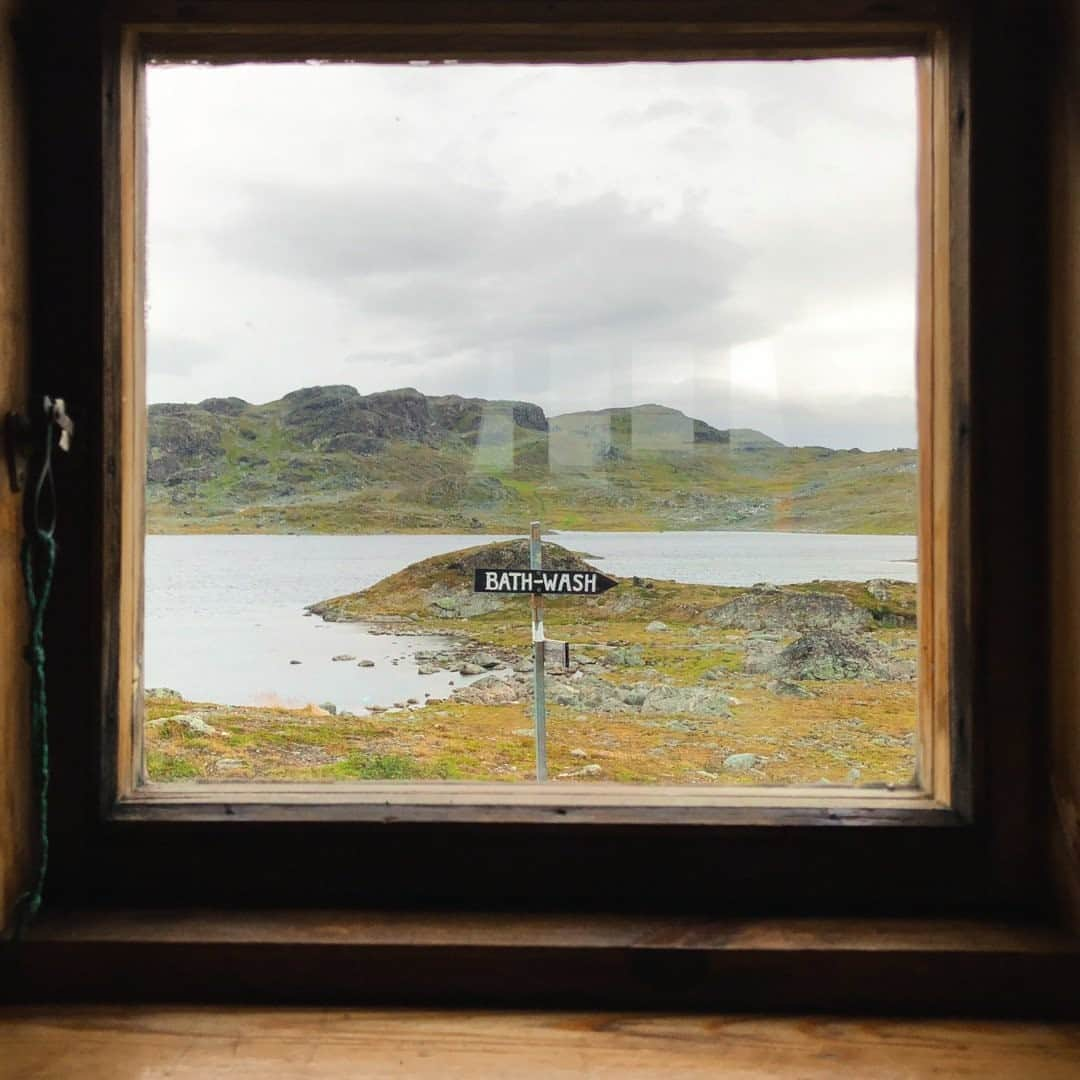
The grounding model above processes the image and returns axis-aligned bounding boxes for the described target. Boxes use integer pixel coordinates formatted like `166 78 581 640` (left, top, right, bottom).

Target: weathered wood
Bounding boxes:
106 0 956 24
4 1005 1080 1078
15 0 1056 923
0 0 31 936
3 911 1080 1013
1047 0 1080 931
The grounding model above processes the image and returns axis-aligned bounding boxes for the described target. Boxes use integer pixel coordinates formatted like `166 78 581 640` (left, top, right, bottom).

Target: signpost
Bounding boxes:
472 521 618 782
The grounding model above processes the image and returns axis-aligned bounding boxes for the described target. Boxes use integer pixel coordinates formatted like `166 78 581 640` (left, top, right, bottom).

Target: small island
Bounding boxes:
145 540 918 787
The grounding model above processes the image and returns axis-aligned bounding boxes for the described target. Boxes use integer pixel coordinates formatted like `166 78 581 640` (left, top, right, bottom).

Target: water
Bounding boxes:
145 531 916 714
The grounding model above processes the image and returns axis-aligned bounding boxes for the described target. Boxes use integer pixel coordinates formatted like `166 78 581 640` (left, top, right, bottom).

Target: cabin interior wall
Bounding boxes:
1048 0 1080 931
0 0 31 934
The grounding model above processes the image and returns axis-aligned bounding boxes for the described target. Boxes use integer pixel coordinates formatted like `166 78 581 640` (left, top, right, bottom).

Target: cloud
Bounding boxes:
215 181 764 360
143 58 919 450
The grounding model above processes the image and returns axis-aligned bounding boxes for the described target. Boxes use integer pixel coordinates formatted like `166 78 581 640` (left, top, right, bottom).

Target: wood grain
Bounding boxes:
1047 0 1080 931
4 910 1078 1013
0 0 31 936
1 1006 1080 1079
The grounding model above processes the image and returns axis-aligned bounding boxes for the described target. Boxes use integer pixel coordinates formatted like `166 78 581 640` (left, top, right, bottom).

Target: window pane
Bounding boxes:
143 58 918 787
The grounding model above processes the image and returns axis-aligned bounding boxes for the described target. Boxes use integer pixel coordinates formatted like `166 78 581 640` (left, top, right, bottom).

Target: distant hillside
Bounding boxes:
146 385 917 534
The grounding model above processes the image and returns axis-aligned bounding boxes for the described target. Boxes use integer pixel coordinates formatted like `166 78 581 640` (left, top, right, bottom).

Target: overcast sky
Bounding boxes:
146 59 918 450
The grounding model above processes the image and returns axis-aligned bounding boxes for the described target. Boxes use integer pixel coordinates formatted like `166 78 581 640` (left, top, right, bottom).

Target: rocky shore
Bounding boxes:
145 540 918 786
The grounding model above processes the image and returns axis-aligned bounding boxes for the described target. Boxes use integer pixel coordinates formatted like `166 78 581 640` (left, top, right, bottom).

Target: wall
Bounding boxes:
0 0 30 934
1048 0 1080 929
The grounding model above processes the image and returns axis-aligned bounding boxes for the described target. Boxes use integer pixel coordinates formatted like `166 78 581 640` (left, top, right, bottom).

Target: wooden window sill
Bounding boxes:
3 910 1078 1015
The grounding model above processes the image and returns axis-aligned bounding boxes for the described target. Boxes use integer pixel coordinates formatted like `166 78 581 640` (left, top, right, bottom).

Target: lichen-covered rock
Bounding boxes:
771 631 894 681
709 588 872 633
451 674 527 705
638 684 734 717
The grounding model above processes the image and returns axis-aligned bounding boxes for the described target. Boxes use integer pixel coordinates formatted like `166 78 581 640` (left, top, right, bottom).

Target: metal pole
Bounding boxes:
530 520 546 782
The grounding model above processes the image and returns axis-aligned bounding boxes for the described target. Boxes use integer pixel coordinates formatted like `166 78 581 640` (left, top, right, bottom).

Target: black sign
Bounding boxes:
473 568 618 596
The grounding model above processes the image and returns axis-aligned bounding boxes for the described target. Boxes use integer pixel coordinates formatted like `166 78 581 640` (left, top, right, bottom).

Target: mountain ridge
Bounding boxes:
146 384 918 535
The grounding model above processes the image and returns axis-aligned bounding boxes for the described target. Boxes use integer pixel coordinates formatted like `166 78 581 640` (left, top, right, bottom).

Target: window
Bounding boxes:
39 0 1048 916
140 56 922 793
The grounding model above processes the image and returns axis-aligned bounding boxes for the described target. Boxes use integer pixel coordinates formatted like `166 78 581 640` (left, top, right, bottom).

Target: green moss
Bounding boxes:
146 751 201 781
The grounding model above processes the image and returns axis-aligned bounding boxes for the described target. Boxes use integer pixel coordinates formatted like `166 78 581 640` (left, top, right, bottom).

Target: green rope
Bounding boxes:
13 528 56 938
12 406 60 941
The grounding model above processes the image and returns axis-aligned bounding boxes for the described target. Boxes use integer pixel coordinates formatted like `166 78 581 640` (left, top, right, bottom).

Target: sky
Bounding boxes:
146 58 918 450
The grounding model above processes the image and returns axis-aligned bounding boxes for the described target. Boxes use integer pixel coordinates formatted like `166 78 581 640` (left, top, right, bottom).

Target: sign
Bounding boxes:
473 568 618 596
543 639 570 670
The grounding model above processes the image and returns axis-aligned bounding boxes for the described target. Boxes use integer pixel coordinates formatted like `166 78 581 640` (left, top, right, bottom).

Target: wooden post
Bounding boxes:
529 520 546 783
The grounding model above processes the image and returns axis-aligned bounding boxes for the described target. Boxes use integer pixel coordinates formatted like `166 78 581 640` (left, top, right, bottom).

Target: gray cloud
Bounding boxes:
216 182 764 360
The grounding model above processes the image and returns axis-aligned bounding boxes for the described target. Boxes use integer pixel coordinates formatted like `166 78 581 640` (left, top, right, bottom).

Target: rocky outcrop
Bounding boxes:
146 406 228 484
709 586 872 633
279 385 548 451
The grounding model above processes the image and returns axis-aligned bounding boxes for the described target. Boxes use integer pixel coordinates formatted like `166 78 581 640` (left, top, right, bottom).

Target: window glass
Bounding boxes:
143 59 918 787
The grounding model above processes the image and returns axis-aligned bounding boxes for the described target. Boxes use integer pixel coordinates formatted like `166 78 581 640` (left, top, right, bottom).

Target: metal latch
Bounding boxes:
5 397 74 493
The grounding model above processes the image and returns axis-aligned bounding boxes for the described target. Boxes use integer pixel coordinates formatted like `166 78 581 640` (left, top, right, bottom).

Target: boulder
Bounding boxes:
723 752 762 772
452 675 526 705
145 687 183 703
638 685 733 717
771 631 894 681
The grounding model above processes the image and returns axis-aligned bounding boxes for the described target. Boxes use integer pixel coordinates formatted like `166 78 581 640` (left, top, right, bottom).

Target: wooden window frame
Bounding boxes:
26 0 1050 917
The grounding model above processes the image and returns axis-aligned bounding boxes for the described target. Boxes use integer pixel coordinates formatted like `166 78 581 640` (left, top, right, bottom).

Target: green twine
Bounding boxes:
12 410 60 940
13 530 55 938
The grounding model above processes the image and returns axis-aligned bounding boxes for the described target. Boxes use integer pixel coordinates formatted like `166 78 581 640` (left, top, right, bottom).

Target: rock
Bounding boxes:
459 663 484 676
289 660 302 665
767 679 816 698
452 675 525 706
331 654 355 662
357 659 375 668
646 620 668 632
569 748 588 759
639 685 734 717
417 664 439 676
431 593 504 619
406 697 419 705
723 752 762 771
473 653 500 669
145 687 183 703
709 589 872 633
743 637 785 674
771 631 894 681
319 702 337 716
212 758 244 772
607 645 644 667
865 579 891 602
581 764 602 776
153 712 221 737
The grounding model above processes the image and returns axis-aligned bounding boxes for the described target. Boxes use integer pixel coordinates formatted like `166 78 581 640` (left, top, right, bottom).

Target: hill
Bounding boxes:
146 385 917 534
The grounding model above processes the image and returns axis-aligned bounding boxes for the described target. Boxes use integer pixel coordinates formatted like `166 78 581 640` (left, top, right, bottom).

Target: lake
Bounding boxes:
145 531 917 715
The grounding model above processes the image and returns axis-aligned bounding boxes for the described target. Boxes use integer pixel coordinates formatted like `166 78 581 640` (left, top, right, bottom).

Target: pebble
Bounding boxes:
581 764 602 776
331 654 355 662
569 748 588 759
646 620 668 632
289 660 302 665
357 659 375 668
